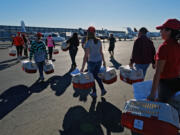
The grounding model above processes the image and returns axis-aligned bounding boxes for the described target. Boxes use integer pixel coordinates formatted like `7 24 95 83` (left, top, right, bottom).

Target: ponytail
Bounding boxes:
87 32 99 44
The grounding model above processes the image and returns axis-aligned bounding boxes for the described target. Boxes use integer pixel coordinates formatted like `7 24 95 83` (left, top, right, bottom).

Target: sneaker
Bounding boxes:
101 89 107 96
90 92 97 98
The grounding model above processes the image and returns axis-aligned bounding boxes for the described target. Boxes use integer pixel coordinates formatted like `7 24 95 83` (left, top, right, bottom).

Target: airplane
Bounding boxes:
19 21 66 43
113 28 136 41
146 32 161 39
78 28 86 37
21 21 26 33
98 28 110 40
128 27 160 39
78 27 110 40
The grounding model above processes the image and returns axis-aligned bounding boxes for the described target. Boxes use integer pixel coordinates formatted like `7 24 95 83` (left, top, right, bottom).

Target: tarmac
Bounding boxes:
0 39 169 135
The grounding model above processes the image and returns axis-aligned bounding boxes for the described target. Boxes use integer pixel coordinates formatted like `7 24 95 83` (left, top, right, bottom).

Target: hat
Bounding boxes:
156 19 180 30
37 32 43 37
88 26 96 33
17 32 21 35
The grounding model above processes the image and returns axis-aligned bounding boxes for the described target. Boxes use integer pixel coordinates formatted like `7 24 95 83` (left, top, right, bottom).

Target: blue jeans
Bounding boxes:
36 61 45 79
88 61 105 93
134 64 150 77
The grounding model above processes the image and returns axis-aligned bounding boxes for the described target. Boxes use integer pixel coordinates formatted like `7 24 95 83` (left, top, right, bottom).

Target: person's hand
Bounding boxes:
45 59 48 63
152 64 156 69
147 93 156 101
103 61 106 68
80 68 84 73
129 63 133 68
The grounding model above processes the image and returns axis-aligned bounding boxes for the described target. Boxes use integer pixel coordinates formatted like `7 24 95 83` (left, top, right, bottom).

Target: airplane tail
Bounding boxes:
21 21 26 32
78 28 85 36
127 27 134 35
134 28 138 32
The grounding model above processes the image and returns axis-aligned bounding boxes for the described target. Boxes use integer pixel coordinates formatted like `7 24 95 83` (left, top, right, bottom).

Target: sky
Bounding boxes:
0 0 180 32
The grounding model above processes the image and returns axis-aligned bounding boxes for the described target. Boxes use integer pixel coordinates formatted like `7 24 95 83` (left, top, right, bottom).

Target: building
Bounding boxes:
0 25 125 41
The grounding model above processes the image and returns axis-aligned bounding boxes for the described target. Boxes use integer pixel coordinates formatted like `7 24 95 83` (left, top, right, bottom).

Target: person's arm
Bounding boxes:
129 40 139 67
80 48 89 72
152 44 156 69
43 42 48 60
100 43 106 67
53 40 55 48
147 60 166 101
29 42 35 61
45 39 48 46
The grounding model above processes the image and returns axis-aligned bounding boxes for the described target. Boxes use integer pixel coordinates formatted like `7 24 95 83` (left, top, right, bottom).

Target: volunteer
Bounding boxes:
30 32 48 81
80 26 107 97
108 34 116 58
129 27 156 77
66 33 79 69
46 34 55 60
148 19 180 102
22 33 29 58
14 32 24 60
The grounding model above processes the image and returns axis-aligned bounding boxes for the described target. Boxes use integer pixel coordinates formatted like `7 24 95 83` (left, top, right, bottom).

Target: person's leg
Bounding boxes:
19 46 23 58
93 61 106 96
16 46 20 57
73 48 78 67
88 62 97 95
112 49 114 57
36 62 45 80
24 45 27 57
142 64 150 77
170 78 180 92
158 79 173 103
48 47 53 60
134 64 149 77
158 78 180 103
69 49 74 68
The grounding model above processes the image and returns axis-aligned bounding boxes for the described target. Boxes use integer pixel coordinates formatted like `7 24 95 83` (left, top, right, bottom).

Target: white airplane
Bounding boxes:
21 21 26 33
19 20 65 43
127 27 160 39
146 32 161 39
113 28 136 41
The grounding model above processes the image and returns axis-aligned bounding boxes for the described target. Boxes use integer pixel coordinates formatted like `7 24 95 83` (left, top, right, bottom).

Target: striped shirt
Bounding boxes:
30 40 48 62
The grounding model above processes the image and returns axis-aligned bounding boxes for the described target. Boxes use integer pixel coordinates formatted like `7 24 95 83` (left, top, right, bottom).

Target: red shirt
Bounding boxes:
14 36 24 46
155 39 180 79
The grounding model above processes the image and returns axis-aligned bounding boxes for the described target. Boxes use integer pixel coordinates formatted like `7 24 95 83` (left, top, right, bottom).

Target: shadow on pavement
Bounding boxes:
60 97 124 135
59 98 104 135
96 97 124 135
109 57 122 69
0 79 49 120
73 88 91 102
0 58 19 71
0 58 17 64
48 69 72 96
